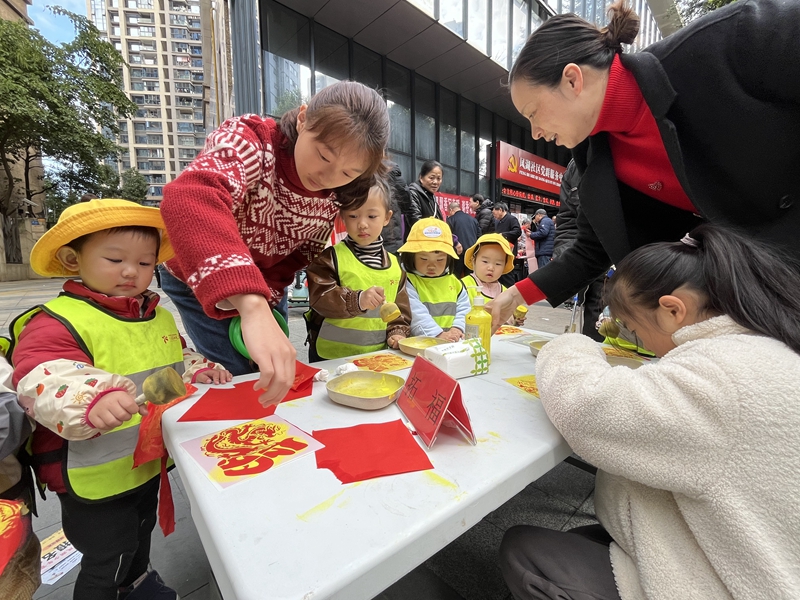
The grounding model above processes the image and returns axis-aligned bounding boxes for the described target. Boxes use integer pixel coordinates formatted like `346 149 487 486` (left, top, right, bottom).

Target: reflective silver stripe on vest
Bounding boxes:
126 361 184 392
423 302 457 317
67 360 184 469
318 322 387 346
363 307 381 319
68 424 141 469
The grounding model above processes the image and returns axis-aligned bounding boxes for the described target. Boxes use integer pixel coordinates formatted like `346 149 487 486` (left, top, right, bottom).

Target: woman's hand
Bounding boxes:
230 294 296 407
486 286 525 333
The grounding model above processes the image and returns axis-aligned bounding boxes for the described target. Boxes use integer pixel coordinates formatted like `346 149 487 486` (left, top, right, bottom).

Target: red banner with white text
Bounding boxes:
496 141 565 195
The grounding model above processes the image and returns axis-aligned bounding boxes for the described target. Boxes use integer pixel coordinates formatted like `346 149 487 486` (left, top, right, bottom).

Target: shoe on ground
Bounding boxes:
119 570 179 600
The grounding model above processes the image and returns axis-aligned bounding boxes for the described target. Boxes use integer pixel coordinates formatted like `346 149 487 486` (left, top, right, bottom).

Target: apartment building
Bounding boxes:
87 0 211 203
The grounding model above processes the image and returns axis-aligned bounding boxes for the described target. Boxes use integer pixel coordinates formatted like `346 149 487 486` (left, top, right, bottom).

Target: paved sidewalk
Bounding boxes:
1 278 596 600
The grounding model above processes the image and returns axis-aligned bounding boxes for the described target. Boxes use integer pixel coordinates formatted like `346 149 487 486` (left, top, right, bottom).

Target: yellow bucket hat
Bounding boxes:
464 233 515 274
397 217 458 259
30 199 175 277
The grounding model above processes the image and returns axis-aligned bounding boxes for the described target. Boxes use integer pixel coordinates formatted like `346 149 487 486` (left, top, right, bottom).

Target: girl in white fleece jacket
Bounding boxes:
500 224 800 600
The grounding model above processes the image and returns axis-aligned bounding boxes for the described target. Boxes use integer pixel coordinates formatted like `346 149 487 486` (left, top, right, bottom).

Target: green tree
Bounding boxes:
272 88 305 119
0 8 135 256
673 0 737 24
120 168 148 204
43 176 78 226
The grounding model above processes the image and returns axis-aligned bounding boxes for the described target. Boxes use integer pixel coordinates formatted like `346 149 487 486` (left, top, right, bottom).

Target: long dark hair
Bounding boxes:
509 1 639 88
606 224 800 354
280 81 389 210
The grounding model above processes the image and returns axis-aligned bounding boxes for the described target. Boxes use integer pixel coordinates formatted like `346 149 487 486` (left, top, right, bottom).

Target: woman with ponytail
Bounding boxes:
500 224 800 600
159 81 389 406
489 0 800 332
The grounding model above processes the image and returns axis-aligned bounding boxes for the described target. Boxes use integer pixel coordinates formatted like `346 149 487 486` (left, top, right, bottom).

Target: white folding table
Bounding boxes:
162 330 571 600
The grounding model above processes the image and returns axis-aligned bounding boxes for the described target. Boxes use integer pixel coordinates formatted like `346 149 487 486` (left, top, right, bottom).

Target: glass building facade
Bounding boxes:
230 0 667 207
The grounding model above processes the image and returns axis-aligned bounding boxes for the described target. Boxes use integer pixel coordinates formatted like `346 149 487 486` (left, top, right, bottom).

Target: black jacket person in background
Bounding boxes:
492 202 522 287
447 202 480 277
470 194 495 235
382 162 408 253
553 160 604 341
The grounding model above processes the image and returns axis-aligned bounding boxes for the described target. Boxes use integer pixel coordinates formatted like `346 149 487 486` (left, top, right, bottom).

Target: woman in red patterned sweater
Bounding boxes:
159 81 389 406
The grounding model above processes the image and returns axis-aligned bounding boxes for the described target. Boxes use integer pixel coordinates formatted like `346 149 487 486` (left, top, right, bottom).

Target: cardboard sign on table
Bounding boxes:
396 356 476 449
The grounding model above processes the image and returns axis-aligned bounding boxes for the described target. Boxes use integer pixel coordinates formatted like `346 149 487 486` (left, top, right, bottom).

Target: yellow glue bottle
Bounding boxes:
465 293 492 364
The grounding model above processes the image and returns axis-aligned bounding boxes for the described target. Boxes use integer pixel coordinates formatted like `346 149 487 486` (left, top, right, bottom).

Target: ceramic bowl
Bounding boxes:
398 336 449 356
325 370 406 410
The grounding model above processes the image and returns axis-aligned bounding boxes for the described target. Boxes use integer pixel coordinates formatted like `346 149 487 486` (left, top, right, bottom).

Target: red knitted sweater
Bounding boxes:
160 115 340 318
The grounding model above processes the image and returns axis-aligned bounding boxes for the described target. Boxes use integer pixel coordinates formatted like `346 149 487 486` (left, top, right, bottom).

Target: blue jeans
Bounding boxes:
158 266 254 375
537 255 552 269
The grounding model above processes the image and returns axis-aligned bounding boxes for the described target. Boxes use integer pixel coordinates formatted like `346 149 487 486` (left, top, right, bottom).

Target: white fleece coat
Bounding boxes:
536 316 800 600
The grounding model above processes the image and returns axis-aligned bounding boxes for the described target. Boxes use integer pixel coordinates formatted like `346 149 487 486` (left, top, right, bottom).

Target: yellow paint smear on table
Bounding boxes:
296 483 362 522
487 431 502 439
423 471 458 490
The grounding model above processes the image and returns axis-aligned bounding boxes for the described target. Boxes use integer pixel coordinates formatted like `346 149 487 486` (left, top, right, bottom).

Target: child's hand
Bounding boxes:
359 286 385 311
87 391 142 431
195 368 233 384
438 328 464 343
387 334 405 349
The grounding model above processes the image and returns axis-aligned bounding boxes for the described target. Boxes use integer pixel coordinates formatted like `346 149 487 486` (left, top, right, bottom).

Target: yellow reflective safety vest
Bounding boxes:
315 243 402 360
461 274 506 304
10 294 184 502
407 273 463 330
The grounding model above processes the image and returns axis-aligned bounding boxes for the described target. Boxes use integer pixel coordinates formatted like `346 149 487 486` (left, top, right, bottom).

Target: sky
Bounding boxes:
28 0 89 45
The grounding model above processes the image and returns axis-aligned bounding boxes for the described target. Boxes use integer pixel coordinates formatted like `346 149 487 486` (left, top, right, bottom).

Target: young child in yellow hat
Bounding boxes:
397 218 470 342
9 199 231 600
462 234 527 326
305 180 412 362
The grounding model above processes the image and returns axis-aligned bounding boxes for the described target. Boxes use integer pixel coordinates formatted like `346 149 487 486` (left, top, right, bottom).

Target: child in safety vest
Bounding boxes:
462 233 527 326
398 217 470 342
9 199 231 600
305 179 412 362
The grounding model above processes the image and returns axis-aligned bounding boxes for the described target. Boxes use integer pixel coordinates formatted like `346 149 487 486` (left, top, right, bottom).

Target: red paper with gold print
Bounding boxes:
180 416 324 489
495 325 525 335
0 500 26 576
132 383 197 537
134 384 198 467
504 375 539 397
352 353 413 373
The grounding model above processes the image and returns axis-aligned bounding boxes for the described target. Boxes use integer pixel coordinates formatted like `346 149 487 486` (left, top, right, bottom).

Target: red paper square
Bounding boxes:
177 378 313 422
313 420 433 484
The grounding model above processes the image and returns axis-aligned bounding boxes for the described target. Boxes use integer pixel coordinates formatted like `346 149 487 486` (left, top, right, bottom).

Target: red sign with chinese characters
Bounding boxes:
496 141 565 195
501 186 561 208
435 191 474 218
396 356 476 449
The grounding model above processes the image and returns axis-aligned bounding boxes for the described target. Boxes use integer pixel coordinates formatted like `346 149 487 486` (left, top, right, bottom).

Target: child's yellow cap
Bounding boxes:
464 233 515 274
397 217 458 259
30 199 174 277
